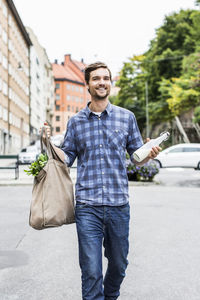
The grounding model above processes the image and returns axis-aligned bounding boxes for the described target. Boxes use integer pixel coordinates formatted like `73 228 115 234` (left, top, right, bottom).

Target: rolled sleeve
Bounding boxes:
126 112 143 157
61 119 77 167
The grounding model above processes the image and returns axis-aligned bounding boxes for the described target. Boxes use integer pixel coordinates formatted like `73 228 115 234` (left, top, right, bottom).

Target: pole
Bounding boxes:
145 80 149 138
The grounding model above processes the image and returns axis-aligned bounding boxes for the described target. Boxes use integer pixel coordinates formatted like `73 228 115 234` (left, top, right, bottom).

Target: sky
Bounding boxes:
13 0 197 76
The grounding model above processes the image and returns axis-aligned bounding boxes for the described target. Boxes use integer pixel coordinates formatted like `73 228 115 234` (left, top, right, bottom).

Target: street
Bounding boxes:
0 169 200 299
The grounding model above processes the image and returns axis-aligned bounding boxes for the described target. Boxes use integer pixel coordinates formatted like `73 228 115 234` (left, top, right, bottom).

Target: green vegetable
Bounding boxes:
24 153 48 176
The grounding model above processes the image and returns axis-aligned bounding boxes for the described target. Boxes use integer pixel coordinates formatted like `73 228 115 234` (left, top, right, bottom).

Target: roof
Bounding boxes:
6 0 32 46
73 60 87 72
52 63 84 84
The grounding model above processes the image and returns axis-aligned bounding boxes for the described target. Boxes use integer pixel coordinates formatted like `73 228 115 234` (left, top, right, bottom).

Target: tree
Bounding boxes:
112 56 147 131
116 8 200 132
159 53 200 117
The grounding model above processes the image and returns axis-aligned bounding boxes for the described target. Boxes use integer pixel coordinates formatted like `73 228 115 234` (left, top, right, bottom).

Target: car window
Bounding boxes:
183 147 200 152
21 148 27 152
168 148 184 153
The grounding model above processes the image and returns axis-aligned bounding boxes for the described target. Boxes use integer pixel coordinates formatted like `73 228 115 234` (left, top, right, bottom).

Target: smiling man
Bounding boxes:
43 62 160 300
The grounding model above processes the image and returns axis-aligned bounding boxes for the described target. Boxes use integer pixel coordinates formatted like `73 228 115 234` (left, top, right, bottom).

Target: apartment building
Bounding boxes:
0 0 32 154
52 54 90 135
26 27 54 143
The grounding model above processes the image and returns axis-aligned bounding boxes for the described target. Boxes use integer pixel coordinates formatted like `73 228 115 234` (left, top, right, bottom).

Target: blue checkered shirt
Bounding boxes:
61 102 143 206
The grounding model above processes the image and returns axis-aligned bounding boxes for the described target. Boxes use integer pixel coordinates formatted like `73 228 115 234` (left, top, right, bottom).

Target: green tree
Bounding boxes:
159 53 200 117
112 56 147 130
116 8 200 131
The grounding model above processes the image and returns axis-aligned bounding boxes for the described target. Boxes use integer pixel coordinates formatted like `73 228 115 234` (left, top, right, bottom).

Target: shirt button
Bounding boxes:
99 130 102 134
101 158 103 160
102 172 104 175
100 144 102 147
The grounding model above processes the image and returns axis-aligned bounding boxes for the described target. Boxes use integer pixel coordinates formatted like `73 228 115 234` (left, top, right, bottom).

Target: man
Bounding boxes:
44 62 160 300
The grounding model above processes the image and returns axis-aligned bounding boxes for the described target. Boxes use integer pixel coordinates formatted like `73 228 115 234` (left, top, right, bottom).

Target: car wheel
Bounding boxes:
197 162 200 170
153 159 162 168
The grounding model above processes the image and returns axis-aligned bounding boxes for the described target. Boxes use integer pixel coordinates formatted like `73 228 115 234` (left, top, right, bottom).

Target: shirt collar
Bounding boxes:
84 101 113 119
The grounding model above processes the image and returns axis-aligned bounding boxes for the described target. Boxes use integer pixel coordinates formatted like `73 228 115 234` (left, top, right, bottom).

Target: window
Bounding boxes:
56 127 60 132
76 107 79 112
56 83 60 89
67 95 70 101
56 94 60 100
2 55 8 69
183 147 200 152
2 3 8 17
67 84 71 90
80 87 83 93
56 105 60 111
2 29 7 44
3 81 7 95
168 148 184 153
56 116 60 121
67 105 70 111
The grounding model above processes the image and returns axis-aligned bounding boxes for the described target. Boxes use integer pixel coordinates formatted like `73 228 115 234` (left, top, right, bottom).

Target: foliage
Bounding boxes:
24 153 48 176
126 156 159 182
194 106 200 123
115 8 200 132
112 55 147 130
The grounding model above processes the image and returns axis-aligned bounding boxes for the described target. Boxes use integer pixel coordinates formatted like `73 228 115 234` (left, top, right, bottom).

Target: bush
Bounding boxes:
126 156 159 182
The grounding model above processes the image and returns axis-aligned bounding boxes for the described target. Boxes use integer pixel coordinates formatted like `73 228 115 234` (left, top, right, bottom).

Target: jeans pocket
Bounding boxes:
75 202 88 211
118 202 130 212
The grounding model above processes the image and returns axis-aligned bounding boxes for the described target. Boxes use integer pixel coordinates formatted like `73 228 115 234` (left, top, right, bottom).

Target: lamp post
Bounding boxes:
145 80 149 138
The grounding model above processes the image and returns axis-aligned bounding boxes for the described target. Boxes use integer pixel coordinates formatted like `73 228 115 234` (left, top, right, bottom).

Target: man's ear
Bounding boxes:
86 84 90 94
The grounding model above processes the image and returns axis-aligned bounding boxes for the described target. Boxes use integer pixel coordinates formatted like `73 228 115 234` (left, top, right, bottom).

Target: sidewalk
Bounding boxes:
0 166 77 186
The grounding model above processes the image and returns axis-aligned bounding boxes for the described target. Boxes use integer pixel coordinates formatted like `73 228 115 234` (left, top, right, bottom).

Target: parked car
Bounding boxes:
18 145 39 164
154 143 200 169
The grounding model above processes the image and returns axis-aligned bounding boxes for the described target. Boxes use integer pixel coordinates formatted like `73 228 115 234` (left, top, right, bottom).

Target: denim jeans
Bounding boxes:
75 202 130 300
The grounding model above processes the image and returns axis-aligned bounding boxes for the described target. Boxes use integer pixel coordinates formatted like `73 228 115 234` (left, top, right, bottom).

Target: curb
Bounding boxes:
128 180 160 186
0 180 160 187
0 180 33 186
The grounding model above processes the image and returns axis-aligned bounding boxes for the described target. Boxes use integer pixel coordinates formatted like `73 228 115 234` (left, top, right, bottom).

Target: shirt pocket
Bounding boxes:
107 128 127 149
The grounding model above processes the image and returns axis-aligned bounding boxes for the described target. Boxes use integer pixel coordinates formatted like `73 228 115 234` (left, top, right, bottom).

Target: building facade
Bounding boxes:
0 0 32 154
26 27 54 143
52 54 90 135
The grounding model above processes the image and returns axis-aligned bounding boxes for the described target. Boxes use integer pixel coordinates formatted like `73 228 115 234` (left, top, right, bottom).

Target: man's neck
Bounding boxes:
89 99 109 113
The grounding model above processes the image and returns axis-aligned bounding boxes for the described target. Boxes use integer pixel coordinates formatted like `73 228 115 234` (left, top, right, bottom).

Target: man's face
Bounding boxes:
87 68 111 100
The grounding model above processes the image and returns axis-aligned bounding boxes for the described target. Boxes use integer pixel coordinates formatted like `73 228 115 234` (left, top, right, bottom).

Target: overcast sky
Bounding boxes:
14 0 197 76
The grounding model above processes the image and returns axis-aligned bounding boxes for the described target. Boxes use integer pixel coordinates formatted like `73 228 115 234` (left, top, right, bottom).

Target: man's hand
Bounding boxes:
146 138 161 160
134 138 162 166
39 122 51 145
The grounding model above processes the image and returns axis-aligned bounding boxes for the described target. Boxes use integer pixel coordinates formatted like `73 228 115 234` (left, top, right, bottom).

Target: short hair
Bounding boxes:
84 62 112 84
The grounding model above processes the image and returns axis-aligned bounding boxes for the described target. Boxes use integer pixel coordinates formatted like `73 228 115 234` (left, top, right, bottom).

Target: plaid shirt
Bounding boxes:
61 102 143 206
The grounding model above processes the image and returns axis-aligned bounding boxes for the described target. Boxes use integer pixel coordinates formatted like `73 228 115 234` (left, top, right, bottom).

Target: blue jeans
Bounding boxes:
75 202 130 300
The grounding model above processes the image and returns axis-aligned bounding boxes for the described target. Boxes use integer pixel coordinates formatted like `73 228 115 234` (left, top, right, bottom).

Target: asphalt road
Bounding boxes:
0 183 200 300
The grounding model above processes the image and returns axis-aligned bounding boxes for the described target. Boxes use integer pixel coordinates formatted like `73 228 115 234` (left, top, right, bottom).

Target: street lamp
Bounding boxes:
145 80 149 137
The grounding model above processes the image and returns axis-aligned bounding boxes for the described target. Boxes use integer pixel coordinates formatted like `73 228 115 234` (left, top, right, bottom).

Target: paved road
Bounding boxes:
0 185 200 300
